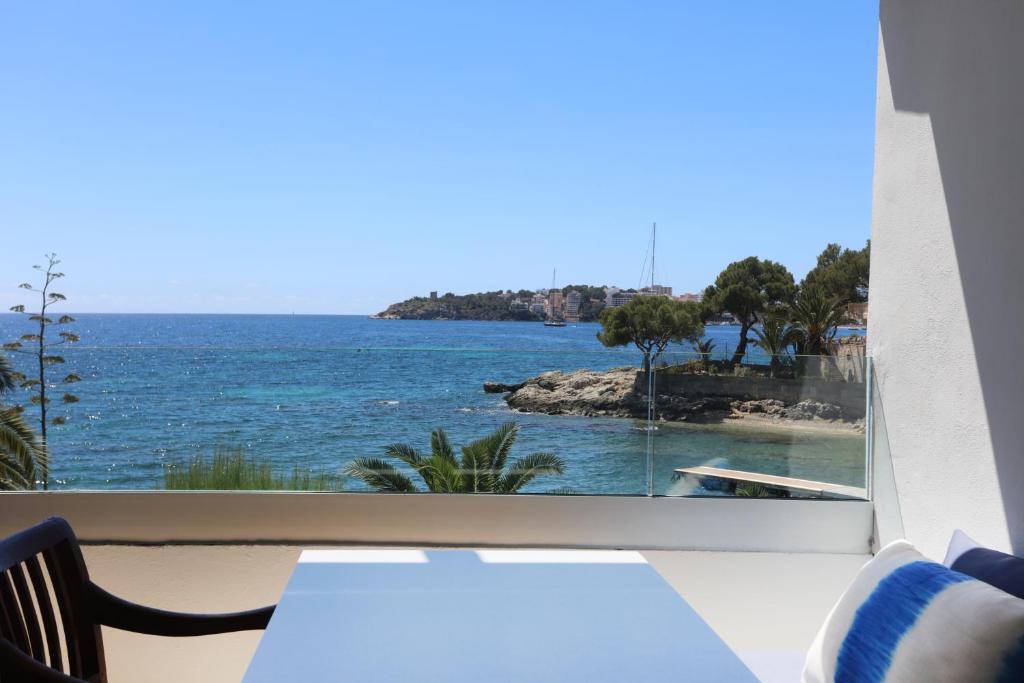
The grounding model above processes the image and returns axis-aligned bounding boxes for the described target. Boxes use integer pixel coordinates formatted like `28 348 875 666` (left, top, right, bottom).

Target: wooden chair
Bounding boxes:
0 517 275 682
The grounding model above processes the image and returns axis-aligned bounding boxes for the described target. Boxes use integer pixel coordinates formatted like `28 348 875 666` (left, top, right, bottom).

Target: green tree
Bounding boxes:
703 257 797 365
751 314 801 377
790 287 850 355
4 254 82 489
345 422 566 493
801 241 870 304
0 355 45 490
597 297 704 374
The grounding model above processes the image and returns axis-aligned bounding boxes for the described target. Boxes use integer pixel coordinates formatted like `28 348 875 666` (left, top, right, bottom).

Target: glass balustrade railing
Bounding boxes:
0 316 869 499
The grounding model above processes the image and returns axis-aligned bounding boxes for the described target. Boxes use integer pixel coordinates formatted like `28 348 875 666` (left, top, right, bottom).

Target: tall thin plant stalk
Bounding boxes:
5 254 82 489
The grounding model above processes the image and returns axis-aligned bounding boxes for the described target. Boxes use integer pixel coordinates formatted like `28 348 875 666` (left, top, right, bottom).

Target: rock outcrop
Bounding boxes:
486 368 853 425
483 381 526 394
502 368 643 417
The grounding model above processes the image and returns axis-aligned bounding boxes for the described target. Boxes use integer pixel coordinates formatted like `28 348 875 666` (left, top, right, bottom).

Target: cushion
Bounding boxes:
942 528 981 567
803 540 1024 683
946 536 1024 602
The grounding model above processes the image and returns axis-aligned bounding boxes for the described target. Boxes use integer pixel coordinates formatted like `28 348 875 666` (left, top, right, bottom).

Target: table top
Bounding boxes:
244 549 758 682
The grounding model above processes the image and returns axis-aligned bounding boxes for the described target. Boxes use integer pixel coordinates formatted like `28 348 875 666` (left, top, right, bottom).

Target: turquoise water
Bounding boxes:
0 314 865 494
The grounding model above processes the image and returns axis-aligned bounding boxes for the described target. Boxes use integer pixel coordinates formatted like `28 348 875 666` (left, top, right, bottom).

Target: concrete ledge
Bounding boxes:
0 492 872 553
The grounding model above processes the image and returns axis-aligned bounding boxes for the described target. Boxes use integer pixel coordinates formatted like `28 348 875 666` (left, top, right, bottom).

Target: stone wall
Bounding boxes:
642 372 867 419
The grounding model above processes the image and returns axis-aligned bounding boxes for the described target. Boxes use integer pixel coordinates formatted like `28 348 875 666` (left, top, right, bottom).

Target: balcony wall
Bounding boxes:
870 0 1024 556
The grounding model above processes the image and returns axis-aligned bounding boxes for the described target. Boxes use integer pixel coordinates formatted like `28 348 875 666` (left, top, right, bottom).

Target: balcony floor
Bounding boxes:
82 545 867 682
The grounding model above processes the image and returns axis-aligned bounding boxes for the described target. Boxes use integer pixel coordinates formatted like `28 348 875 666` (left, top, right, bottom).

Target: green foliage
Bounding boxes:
377 285 609 322
345 422 566 493
597 296 704 371
790 286 850 355
703 257 797 364
163 448 344 491
0 355 14 395
751 314 802 376
735 482 771 498
379 290 542 321
801 241 870 304
0 355 44 490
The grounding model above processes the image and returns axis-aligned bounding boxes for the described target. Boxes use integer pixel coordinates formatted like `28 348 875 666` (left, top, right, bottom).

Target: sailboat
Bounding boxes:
543 268 567 327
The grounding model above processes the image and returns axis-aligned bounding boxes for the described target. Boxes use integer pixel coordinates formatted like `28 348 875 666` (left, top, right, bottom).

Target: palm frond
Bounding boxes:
790 287 850 354
459 441 496 493
751 315 801 357
497 452 565 493
479 421 519 472
384 443 425 469
0 355 15 395
460 422 520 492
430 428 457 465
419 453 464 492
0 408 43 490
343 458 419 492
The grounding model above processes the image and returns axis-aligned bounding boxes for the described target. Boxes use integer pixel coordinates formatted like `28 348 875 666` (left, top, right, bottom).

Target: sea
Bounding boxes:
0 314 866 495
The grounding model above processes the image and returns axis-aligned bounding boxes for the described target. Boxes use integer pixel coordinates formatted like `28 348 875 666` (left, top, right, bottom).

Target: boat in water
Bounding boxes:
543 268 567 327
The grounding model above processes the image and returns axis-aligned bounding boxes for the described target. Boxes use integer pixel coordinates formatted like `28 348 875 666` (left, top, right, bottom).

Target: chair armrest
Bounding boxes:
87 582 275 637
0 637 88 682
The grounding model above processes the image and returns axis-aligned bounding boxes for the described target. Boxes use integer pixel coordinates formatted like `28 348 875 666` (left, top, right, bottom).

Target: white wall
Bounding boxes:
869 0 1024 557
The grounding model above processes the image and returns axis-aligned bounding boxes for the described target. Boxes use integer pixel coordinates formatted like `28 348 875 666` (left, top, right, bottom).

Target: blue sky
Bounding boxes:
0 1 879 314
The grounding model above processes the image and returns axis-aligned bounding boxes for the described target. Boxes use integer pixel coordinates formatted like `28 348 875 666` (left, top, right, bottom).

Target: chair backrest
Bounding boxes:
0 517 104 682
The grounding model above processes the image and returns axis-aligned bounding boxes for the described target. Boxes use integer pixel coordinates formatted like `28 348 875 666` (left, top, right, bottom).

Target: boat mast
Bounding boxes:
651 222 656 289
646 222 657 496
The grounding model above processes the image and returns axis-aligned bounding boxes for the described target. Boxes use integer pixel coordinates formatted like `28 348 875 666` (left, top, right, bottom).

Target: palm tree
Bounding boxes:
0 354 44 490
345 422 566 493
751 314 801 377
691 338 716 371
790 287 850 355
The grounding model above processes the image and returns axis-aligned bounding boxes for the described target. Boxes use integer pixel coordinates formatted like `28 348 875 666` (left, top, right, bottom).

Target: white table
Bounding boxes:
244 549 758 682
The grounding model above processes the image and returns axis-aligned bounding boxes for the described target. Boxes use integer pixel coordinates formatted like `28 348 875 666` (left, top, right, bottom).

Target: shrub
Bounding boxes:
163 448 344 491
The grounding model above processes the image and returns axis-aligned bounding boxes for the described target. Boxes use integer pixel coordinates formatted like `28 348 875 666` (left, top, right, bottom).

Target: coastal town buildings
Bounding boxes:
608 290 637 308
677 292 704 303
509 298 529 312
606 284 673 308
640 284 673 297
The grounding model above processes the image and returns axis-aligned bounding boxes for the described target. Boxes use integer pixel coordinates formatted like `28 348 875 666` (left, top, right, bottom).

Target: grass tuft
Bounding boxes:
162 448 344 491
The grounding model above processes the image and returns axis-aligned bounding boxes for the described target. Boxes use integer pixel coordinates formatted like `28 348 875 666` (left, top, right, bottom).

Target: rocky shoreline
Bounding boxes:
484 367 863 432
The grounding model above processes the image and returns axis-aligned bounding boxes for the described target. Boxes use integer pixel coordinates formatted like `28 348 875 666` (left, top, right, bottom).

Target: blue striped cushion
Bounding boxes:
803 541 1024 683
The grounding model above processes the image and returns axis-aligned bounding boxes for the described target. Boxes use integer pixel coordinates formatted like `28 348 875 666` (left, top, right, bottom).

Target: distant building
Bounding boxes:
565 290 582 322
545 290 565 318
509 298 529 312
429 291 438 300
529 293 547 315
846 302 869 326
676 292 704 303
609 290 638 308
639 284 673 298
